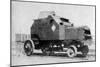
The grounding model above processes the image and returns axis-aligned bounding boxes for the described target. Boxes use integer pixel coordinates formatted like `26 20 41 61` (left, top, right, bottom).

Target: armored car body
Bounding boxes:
24 11 92 57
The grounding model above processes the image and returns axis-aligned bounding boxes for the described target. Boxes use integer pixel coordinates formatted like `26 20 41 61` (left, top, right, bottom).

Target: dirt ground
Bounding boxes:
11 41 96 66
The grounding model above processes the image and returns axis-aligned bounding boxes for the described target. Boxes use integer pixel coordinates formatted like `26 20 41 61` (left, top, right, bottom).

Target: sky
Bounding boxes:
12 1 95 41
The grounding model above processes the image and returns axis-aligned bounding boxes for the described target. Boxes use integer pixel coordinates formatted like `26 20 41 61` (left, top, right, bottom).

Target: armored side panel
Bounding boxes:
65 27 84 40
31 16 86 41
31 16 59 40
59 25 65 40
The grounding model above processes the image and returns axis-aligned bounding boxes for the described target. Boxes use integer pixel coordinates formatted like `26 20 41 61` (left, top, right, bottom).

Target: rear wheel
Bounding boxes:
24 40 34 56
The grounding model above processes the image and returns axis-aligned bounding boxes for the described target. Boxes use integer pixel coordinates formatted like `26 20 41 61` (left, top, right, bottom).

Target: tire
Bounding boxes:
24 40 33 56
81 45 89 57
67 47 76 58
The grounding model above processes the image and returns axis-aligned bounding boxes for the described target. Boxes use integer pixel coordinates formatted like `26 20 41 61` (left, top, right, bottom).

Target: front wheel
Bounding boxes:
24 40 34 56
67 47 76 58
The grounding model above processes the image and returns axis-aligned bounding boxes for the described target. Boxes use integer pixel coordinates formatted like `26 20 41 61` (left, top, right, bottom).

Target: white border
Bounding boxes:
0 0 98 67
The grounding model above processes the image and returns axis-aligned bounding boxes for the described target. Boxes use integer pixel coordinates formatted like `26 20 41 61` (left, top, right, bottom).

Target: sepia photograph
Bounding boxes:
11 0 96 66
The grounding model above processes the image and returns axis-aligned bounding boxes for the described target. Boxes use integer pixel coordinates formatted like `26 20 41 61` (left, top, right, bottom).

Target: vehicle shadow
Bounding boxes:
30 53 89 58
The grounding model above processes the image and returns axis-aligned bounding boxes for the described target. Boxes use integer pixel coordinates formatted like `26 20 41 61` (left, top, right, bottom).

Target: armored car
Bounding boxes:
24 11 92 57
